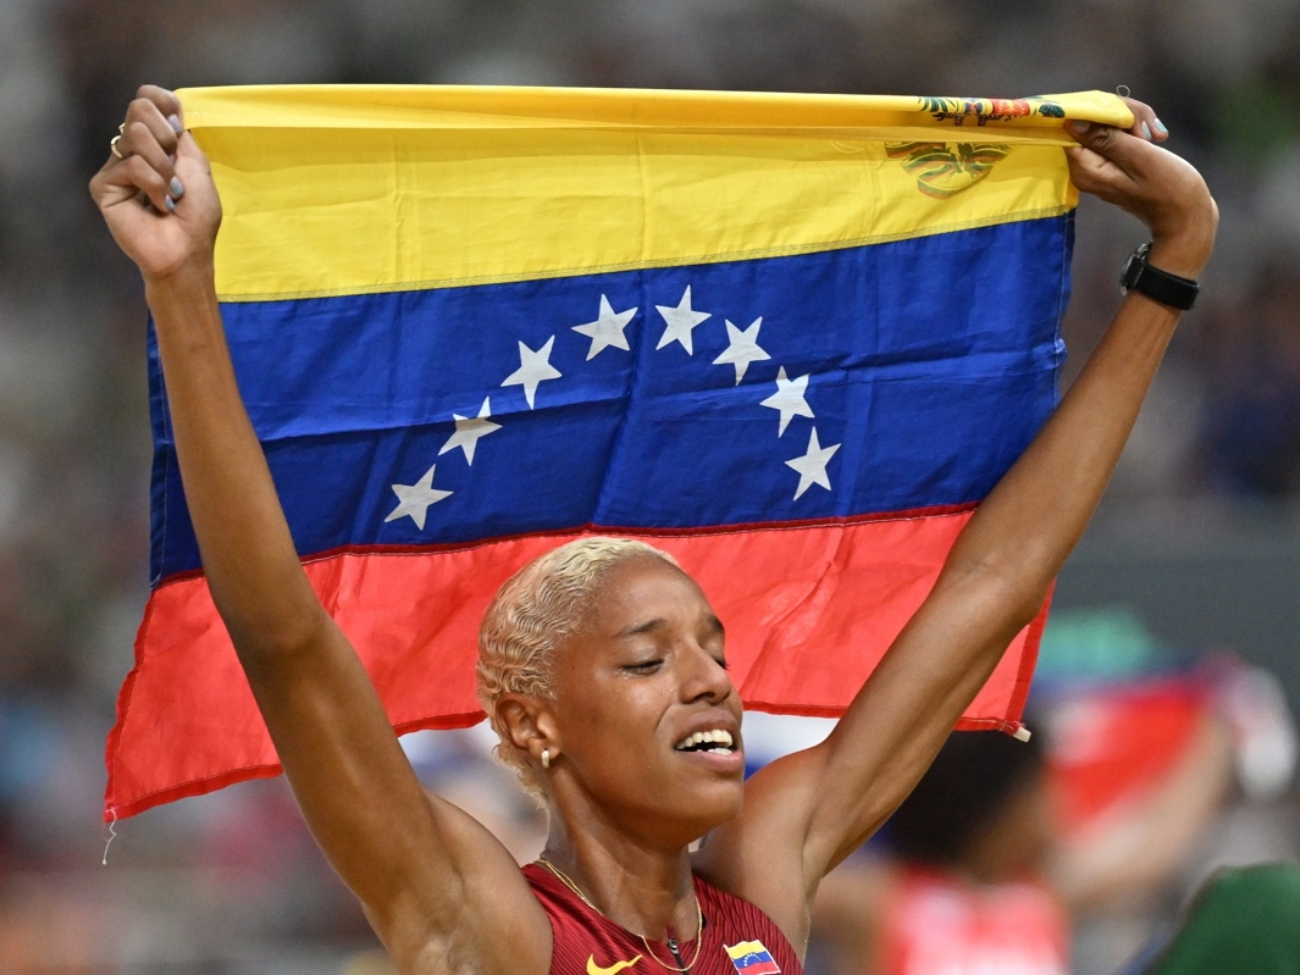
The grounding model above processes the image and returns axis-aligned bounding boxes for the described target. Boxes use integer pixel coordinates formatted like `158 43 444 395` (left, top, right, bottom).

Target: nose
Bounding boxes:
679 643 733 705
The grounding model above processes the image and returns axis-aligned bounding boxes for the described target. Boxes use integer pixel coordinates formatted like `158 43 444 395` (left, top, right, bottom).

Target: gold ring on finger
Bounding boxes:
110 133 126 160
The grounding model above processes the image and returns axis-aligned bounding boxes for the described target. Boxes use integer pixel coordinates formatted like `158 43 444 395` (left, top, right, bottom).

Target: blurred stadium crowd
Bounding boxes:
1 0 1298 971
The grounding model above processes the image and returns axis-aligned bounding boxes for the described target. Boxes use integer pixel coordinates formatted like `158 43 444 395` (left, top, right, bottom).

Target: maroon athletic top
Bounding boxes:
524 862 804 975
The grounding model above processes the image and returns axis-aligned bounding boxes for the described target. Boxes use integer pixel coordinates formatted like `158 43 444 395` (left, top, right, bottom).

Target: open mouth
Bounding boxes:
673 729 737 754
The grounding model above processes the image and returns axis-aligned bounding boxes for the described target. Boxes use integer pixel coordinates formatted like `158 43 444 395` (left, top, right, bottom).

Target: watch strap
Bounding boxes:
1121 242 1199 311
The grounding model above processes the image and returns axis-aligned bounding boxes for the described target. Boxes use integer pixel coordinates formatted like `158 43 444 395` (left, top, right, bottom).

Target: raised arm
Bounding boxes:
696 107 1218 951
90 88 550 973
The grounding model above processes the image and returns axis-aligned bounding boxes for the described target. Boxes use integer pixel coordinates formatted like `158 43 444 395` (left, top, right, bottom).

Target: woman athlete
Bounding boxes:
90 86 1216 975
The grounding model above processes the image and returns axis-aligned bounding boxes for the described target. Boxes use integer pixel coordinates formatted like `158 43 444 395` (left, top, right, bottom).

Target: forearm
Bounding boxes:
147 264 325 659
940 154 1215 605
940 287 1179 610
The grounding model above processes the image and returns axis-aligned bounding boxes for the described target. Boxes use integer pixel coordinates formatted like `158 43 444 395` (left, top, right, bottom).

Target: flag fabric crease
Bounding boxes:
105 85 1133 820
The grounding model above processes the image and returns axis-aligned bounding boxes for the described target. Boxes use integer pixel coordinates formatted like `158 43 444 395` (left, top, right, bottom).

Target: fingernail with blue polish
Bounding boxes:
1154 118 1168 135
168 114 183 134
164 195 176 212
1066 119 1089 135
1141 121 1153 141
170 177 184 197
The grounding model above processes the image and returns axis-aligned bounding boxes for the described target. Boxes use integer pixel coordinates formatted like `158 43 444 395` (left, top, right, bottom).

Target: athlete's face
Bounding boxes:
547 556 745 845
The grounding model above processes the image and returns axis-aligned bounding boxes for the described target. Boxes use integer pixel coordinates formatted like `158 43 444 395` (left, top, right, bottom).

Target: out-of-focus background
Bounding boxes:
1 0 1298 971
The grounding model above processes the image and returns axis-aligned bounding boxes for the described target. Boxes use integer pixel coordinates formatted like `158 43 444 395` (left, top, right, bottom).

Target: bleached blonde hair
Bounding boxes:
475 536 679 802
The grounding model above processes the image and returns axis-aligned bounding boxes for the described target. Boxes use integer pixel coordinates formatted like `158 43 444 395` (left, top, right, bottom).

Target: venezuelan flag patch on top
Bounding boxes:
725 941 782 975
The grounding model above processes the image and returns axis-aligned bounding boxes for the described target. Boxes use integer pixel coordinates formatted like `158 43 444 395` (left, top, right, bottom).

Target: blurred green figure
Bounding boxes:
1134 863 1300 975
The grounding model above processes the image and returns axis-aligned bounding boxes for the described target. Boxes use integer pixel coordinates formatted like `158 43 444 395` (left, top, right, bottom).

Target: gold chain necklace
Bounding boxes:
534 856 705 973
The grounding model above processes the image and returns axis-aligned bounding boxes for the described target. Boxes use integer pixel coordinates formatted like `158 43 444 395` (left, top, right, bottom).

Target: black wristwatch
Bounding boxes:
1120 241 1199 311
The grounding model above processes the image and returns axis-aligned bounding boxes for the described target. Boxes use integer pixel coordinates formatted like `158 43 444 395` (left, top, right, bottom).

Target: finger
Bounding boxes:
121 95 181 161
135 84 185 133
123 119 185 204
1064 145 1119 197
1065 120 1142 179
108 107 182 211
110 153 178 214
1063 144 1141 207
1119 95 1169 143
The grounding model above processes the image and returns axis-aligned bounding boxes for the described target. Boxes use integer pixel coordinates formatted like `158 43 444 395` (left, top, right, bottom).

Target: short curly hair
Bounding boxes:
476 536 679 802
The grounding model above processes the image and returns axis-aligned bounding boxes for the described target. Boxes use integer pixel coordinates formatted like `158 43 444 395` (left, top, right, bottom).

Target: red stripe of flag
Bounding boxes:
106 511 1044 819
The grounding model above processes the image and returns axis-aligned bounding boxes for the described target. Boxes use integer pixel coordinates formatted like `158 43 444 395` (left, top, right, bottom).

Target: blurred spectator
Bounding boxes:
1126 862 1300 975
811 707 1233 975
1189 268 1300 495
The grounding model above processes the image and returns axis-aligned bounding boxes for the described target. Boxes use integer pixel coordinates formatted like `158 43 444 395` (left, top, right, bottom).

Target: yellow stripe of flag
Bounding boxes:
176 85 1132 302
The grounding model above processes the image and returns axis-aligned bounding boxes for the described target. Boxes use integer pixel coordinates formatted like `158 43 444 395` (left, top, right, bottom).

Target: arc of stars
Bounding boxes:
382 283 844 536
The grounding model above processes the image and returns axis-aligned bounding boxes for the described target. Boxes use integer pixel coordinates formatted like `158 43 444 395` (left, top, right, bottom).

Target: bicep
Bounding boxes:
244 616 435 887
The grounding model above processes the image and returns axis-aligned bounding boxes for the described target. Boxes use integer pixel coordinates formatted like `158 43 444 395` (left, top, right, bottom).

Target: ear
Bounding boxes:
496 693 561 765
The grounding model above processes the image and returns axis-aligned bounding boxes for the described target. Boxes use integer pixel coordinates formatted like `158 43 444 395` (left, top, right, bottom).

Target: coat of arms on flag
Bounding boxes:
725 941 782 975
103 85 1135 820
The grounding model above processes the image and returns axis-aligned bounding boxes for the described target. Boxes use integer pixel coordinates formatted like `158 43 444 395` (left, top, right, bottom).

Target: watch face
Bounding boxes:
1120 253 1143 291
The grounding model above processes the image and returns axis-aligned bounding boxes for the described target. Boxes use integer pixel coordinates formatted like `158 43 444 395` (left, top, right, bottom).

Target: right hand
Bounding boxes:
88 85 222 283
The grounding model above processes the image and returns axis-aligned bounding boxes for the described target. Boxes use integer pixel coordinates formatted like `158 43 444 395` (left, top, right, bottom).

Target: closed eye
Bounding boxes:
622 659 663 674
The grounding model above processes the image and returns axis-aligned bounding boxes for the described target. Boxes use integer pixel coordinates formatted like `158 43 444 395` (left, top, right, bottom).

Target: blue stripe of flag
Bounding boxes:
148 215 1071 583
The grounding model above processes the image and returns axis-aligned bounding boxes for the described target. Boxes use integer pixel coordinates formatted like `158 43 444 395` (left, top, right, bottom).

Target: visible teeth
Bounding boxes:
675 729 735 751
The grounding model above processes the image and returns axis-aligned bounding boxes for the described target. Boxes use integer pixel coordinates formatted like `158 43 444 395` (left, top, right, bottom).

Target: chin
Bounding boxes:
678 776 746 842
611 774 743 849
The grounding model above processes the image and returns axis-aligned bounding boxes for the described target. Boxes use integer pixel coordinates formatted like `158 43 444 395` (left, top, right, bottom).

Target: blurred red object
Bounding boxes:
1046 676 1212 836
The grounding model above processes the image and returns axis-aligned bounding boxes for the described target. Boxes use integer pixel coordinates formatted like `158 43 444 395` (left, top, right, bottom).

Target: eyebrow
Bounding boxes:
617 614 725 639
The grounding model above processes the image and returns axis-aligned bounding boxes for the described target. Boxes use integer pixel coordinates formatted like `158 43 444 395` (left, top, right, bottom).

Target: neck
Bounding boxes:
542 809 699 941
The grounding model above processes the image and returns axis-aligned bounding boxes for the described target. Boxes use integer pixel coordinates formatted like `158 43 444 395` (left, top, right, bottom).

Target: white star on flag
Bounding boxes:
438 397 501 465
655 286 711 355
573 295 637 360
385 464 453 530
786 428 841 500
713 317 771 385
760 366 815 436
502 335 562 409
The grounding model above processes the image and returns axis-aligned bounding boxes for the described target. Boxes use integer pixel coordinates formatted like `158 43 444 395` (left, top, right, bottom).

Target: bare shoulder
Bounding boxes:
379 791 554 975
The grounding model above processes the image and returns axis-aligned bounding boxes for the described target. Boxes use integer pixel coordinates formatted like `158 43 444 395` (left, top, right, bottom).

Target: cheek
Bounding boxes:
555 676 669 766
584 682 661 739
